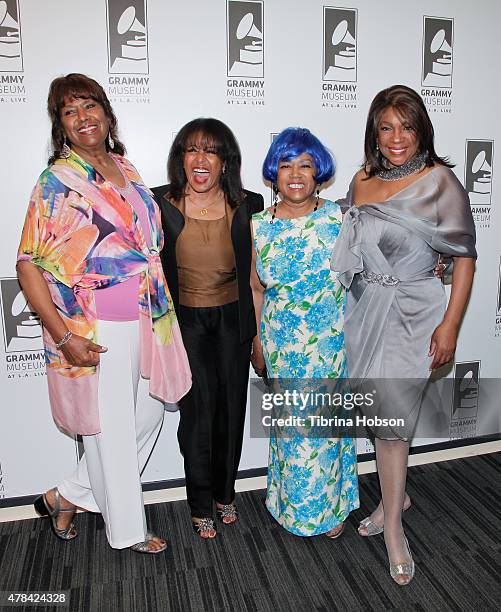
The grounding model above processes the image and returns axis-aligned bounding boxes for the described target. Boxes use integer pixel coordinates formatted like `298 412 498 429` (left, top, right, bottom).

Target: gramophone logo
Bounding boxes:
323 7 357 82
107 0 148 74
422 17 453 88
227 1 264 78
451 361 480 423
465 140 494 206
0 0 22 72
0 278 42 353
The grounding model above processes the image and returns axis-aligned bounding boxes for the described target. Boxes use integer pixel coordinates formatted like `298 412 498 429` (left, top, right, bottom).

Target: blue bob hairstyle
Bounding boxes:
262 127 335 184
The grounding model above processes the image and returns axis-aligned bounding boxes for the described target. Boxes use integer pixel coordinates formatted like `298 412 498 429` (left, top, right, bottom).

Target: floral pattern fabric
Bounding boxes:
252 200 359 535
17 150 191 435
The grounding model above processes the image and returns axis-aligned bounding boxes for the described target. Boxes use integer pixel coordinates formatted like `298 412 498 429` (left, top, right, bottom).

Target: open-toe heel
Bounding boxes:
389 536 415 586
130 531 167 554
192 517 216 538
34 488 77 541
216 503 238 525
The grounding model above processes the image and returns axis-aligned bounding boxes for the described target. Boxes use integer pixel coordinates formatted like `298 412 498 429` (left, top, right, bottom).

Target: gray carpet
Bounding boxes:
0 452 500 612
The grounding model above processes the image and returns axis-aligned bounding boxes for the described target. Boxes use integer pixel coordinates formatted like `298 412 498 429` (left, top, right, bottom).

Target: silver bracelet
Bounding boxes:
55 330 73 349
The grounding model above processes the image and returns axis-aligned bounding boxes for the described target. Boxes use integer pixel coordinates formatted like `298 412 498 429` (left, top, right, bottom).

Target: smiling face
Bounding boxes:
60 96 110 155
276 152 317 206
377 106 419 167
183 132 224 195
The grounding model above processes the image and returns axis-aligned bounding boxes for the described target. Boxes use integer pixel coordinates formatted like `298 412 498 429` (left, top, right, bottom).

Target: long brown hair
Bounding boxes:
363 84 453 177
47 73 126 164
167 118 244 207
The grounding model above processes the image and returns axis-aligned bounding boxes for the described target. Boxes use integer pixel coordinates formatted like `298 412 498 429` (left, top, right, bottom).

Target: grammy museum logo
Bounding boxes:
465 140 494 230
106 0 150 103
420 16 453 114
0 0 26 103
0 278 45 379
450 360 480 439
321 7 358 110
226 0 265 106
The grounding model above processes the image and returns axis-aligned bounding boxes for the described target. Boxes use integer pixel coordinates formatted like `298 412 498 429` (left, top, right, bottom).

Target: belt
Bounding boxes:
360 270 400 287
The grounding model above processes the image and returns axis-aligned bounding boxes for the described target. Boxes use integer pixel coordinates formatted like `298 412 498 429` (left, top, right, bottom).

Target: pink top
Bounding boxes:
94 173 153 321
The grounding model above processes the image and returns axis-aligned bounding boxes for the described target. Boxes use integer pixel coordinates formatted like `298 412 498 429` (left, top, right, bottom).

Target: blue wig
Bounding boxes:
262 127 335 184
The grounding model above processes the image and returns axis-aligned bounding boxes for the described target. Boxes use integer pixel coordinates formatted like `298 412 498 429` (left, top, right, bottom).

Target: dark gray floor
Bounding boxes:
1 452 500 612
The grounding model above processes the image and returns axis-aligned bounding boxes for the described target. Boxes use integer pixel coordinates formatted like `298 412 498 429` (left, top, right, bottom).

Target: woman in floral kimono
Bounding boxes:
250 128 359 537
17 74 191 553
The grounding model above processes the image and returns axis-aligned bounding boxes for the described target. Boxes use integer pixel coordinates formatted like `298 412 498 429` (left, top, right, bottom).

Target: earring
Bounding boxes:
376 141 379 151
270 185 279 224
222 164 226 174
314 187 319 211
60 137 71 159
108 133 115 149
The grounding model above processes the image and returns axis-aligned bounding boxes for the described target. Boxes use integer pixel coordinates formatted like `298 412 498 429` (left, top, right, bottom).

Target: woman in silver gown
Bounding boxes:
331 85 476 585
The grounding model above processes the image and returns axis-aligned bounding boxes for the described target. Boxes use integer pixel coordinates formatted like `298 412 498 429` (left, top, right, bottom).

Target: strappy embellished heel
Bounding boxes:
192 517 217 538
389 536 415 586
33 488 77 541
216 503 238 525
130 530 167 554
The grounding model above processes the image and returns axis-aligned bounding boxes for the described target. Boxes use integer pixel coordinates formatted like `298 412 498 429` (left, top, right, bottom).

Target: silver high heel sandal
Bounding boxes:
130 531 167 554
33 487 77 541
357 498 412 537
389 536 415 586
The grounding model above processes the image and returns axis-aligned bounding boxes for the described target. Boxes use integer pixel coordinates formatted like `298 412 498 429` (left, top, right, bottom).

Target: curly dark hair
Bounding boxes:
363 84 453 177
167 118 244 207
47 73 126 165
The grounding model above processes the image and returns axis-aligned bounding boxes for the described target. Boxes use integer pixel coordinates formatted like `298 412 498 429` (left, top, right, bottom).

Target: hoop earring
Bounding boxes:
60 137 71 159
108 133 115 149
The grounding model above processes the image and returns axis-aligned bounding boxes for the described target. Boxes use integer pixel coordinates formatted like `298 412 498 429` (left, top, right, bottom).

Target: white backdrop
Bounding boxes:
0 0 499 502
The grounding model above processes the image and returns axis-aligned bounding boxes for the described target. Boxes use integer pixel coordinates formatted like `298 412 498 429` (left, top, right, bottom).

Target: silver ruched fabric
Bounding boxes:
330 167 477 440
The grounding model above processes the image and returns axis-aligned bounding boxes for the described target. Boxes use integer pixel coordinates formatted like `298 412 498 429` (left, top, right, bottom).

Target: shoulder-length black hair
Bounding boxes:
47 73 126 165
363 84 453 177
167 118 244 207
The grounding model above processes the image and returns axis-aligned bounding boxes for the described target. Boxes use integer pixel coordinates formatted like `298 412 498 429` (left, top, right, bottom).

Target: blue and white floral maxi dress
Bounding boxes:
252 201 359 535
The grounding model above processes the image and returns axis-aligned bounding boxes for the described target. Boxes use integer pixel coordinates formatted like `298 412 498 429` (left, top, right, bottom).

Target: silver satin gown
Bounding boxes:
330 166 477 439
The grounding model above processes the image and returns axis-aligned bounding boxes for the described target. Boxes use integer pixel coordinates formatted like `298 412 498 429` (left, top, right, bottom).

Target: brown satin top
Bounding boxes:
176 199 238 307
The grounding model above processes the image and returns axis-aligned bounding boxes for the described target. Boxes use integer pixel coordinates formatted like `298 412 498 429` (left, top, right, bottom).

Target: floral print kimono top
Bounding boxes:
17 151 191 435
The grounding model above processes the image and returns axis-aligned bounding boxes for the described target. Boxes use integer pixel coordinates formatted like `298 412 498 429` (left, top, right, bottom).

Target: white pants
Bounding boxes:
58 319 165 549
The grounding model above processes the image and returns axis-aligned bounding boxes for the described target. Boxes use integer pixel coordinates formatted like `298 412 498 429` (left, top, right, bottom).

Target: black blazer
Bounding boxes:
152 185 264 343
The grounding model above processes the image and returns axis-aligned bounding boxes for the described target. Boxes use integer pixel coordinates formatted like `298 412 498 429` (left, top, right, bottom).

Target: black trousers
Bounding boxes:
177 301 251 517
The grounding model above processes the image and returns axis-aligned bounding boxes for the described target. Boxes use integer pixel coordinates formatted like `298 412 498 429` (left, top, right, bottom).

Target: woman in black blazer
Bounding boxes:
152 118 264 538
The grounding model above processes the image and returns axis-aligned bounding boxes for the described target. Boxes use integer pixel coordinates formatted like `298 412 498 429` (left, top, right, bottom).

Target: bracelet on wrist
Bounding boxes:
55 330 73 349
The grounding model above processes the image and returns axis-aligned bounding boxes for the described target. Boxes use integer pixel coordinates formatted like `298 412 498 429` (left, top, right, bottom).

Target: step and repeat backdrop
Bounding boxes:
0 0 499 502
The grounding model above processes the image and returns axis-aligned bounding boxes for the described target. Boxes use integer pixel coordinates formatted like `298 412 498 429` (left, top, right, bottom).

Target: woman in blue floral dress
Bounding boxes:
250 128 359 537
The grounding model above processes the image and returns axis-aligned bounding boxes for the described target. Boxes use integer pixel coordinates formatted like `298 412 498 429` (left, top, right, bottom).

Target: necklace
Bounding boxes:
375 153 427 182
270 194 319 224
187 194 221 216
